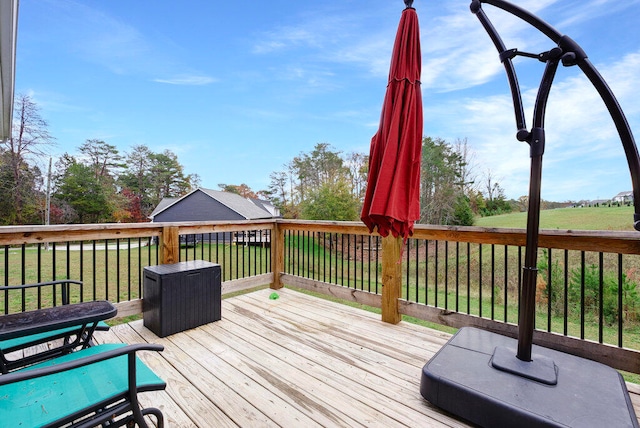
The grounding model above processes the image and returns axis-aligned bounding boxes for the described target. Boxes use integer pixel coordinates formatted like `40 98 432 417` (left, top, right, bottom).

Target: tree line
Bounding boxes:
264 138 514 226
1 95 515 226
0 94 199 225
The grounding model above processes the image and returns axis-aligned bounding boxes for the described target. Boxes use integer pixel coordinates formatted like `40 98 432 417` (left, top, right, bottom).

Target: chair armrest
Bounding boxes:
1 280 84 306
0 280 83 291
0 343 164 386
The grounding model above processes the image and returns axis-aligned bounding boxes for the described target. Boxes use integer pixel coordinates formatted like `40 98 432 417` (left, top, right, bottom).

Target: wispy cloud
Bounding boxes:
39 0 212 81
250 3 398 78
429 46 640 200
153 75 218 85
552 0 640 29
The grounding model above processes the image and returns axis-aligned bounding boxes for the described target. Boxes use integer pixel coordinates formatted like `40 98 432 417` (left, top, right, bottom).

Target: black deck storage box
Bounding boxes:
143 260 221 337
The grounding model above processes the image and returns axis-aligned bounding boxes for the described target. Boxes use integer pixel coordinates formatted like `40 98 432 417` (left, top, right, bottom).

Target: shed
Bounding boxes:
149 188 279 244
150 188 278 222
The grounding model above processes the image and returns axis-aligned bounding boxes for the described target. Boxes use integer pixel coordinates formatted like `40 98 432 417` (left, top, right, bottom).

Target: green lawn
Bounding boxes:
475 205 636 231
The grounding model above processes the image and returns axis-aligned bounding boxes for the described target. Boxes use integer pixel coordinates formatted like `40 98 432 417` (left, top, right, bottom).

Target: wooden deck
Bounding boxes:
94 288 640 427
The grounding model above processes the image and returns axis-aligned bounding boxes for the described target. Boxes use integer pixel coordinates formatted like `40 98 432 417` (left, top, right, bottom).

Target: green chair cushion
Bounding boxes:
0 343 165 428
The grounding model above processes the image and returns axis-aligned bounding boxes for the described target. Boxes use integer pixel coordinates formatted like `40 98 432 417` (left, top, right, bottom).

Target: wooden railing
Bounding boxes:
2 219 640 374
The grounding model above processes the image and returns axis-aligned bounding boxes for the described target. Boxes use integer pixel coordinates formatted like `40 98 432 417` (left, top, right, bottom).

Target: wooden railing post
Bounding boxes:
381 235 402 324
271 222 284 289
160 226 179 265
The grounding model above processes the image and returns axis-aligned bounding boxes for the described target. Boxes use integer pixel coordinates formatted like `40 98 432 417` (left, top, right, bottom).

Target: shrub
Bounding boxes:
569 264 640 325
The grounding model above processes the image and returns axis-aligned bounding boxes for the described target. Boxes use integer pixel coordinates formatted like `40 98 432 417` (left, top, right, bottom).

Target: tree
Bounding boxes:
268 143 365 220
54 158 111 223
345 151 368 202
113 188 146 223
420 136 470 225
291 143 347 203
1 94 54 223
148 150 193 205
301 180 359 221
451 194 475 226
79 139 125 183
118 144 154 217
218 183 257 198
453 137 477 195
0 149 44 224
517 195 529 212
480 169 512 216
268 170 290 213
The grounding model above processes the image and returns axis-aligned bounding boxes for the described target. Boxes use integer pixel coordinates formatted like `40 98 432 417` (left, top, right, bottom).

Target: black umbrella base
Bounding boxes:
421 327 638 427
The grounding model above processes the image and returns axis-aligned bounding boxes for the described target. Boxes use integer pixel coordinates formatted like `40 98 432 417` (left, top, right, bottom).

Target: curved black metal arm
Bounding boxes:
579 59 640 229
470 1 527 137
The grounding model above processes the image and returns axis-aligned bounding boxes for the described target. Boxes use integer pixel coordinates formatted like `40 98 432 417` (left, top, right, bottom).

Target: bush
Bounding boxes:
450 194 474 226
569 264 640 325
536 249 565 316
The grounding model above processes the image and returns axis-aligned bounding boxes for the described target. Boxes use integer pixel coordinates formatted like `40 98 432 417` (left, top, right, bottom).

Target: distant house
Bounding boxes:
149 188 279 222
612 191 634 204
149 188 280 244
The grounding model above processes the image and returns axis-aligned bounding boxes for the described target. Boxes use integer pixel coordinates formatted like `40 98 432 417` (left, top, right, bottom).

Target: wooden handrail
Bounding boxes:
3 218 640 372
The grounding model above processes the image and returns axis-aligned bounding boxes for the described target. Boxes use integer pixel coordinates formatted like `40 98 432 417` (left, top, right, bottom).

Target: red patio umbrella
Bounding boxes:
361 0 422 240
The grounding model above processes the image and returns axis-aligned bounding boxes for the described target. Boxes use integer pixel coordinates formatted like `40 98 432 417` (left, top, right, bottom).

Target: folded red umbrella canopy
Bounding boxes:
361 2 423 240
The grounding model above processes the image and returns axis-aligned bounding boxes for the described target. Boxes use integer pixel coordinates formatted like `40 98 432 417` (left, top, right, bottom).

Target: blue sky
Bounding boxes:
15 0 640 202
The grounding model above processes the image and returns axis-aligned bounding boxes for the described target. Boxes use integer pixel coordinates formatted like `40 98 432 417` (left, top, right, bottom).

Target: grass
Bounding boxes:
0 242 270 313
475 205 636 231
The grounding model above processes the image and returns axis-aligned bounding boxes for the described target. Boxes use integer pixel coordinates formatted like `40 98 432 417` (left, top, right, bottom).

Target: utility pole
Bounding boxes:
45 157 51 226
45 157 51 250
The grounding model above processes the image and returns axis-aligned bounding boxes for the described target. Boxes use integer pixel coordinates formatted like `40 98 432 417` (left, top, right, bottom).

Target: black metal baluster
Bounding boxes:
3 245 8 313
618 253 624 348
21 244 26 311
435 240 439 308
467 242 471 314
37 244 42 308
79 242 84 301
105 239 109 301
375 236 380 294
504 245 508 322
490 244 495 320
92 241 97 300
478 244 483 318
425 239 430 306
405 239 411 300
117 239 121 303
418 239 420 303
599 252 604 343
580 251 586 340
341 235 345 286
455 242 460 312
564 249 569 336
546 248 552 331
52 242 57 282
445 241 450 310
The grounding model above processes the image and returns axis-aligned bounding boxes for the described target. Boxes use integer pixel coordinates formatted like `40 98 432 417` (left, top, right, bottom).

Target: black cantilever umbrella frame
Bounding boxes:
471 0 640 363
420 1 640 426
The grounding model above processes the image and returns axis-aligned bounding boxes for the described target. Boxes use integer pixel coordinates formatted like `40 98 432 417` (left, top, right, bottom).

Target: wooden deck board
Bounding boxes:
92 287 640 427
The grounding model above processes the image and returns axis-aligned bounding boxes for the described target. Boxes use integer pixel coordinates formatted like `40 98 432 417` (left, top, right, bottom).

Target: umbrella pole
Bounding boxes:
517 155 542 361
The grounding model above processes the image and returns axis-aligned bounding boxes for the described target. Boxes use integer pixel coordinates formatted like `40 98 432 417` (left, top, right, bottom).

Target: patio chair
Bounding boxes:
0 280 112 373
0 343 166 427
